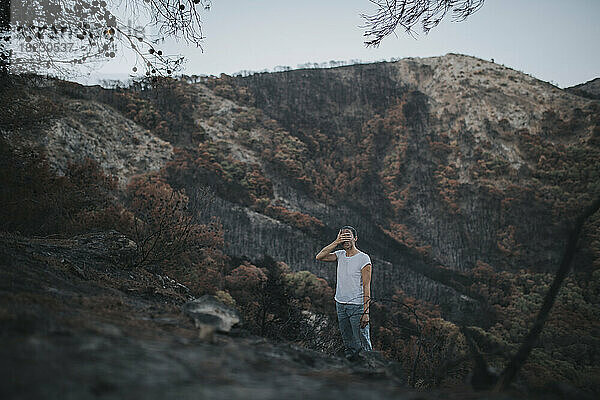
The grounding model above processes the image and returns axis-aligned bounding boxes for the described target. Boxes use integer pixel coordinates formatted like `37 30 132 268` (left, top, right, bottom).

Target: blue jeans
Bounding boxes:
335 300 373 357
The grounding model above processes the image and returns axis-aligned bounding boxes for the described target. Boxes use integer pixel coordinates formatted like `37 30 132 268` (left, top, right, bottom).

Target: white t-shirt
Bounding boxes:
333 249 372 304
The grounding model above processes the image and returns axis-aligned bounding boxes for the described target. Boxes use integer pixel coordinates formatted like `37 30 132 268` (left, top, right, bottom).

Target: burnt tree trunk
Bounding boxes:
494 196 600 390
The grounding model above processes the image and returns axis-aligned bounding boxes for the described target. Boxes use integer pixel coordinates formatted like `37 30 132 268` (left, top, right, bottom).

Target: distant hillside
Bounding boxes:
566 77 600 100
3 53 599 324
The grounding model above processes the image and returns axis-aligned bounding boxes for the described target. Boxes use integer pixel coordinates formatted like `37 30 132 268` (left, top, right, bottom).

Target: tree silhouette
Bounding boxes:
493 196 600 391
360 0 486 46
460 196 600 391
0 0 212 79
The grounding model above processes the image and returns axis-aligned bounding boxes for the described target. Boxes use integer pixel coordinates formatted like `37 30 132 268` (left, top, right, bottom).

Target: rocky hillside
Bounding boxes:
232 53 598 275
0 230 585 400
3 54 599 327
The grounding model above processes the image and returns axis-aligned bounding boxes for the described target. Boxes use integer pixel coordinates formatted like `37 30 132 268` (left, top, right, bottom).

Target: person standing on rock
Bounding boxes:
315 225 373 361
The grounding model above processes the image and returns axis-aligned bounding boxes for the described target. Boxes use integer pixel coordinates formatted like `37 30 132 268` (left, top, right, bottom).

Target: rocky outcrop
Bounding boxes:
1 230 138 270
183 295 241 341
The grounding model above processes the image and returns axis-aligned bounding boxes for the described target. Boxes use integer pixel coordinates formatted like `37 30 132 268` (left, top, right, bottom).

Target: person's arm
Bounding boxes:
315 229 349 262
361 263 372 314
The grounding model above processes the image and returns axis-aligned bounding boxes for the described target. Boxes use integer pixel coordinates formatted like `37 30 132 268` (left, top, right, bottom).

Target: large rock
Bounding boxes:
182 295 241 341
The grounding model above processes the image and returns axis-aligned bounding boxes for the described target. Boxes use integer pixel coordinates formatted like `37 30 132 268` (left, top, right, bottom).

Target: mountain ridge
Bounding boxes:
566 77 600 100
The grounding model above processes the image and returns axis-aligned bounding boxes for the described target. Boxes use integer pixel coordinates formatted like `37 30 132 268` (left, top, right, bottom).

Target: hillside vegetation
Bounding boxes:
1 54 599 396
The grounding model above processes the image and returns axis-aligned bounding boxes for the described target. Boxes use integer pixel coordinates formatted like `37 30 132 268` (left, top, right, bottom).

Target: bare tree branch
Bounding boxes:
493 196 600 391
360 0 486 47
1 0 212 80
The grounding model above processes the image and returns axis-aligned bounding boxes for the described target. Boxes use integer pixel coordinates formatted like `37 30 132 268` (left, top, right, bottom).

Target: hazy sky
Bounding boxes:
75 0 599 88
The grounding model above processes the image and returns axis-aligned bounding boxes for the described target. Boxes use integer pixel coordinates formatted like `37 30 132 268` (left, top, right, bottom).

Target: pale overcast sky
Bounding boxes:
73 0 599 88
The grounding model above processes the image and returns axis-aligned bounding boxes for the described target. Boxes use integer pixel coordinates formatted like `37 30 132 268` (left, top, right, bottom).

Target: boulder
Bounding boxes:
182 295 241 339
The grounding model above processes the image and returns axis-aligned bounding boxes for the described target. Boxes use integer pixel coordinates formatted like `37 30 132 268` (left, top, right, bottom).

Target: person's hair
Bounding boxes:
340 225 357 239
